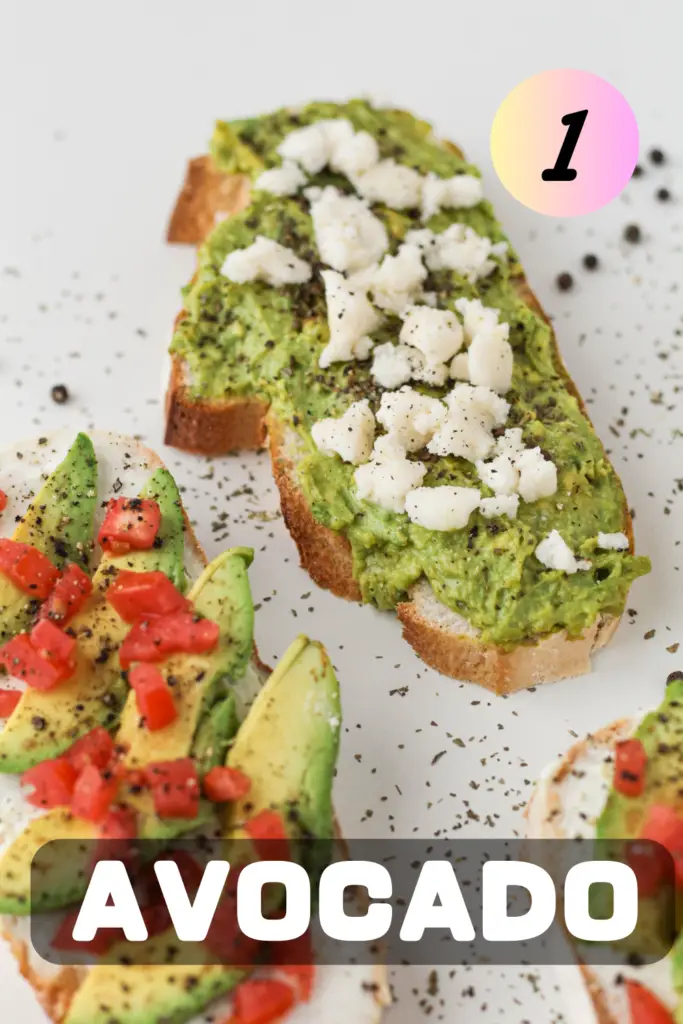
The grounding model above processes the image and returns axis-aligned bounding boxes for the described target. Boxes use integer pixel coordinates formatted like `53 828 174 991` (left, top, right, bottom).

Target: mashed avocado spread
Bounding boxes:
171 99 650 647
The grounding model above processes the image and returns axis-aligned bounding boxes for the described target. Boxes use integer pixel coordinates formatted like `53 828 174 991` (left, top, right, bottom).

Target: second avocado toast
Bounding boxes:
0 432 387 1024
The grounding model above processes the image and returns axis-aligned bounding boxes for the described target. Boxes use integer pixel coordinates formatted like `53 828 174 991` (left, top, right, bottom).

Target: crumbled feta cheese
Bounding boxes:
479 494 519 519
308 186 388 273
597 531 629 550
330 130 380 178
494 428 524 459
535 530 589 574
406 224 507 283
428 385 509 462
311 399 375 464
377 386 447 452
371 342 417 390
353 159 423 209
467 326 513 393
516 447 558 502
405 485 481 531
349 243 427 314
277 118 354 174
399 306 464 364
354 436 426 513
449 352 470 380
410 354 450 387
221 236 312 286
421 173 484 220
455 296 504 340
253 162 307 196
475 454 519 495
318 270 381 368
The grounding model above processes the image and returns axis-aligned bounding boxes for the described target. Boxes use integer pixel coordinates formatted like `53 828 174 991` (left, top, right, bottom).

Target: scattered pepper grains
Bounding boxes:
582 254 599 271
624 224 642 244
50 384 69 404
556 272 573 292
656 187 671 203
649 147 666 165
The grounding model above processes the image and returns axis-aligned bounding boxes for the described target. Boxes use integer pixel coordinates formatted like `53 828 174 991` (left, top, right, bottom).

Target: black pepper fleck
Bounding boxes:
556 272 573 292
51 384 69 404
624 224 642 243
582 253 599 271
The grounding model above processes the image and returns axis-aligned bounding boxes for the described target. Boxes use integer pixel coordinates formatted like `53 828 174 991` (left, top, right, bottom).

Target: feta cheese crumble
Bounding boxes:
348 243 427 314
467 325 513 393
318 270 381 368
516 447 558 503
427 385 509 462
277 118 354 174
221 236 312 286
311 399 375 465
535 530 591 574
421 172 484 221
377 386 447 452
406 224 507 282
399 305 464 364
308 186 388 273
353 159 423 210
253 162 307 196
354 435 426 513
479 494 519 519
406 485 481 531
597 531 629 550
475 453 519 495
330 130 380 178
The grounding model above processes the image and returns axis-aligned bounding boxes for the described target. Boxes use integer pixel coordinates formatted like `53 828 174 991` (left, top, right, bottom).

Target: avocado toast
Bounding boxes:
164 99 649 694
0 432 388 1024
526 676 683 1022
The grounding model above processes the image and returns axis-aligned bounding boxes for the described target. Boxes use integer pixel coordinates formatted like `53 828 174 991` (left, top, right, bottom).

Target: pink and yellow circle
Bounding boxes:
490 69 639 217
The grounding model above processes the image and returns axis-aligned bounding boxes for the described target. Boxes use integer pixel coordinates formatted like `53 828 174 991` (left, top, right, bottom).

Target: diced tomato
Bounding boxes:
66 727 116 774
52 908 121 956
141 902 173 938
145 758 200 820
613 738 647 797
30 618 77 669
0 539 60 599
119 611 220 669
231 978 296 1024
203 766 251 803
0 689 21 717
99 806 138 840
98 497 161 555
0 634 69 691
205 890 258 967
273 929 315 1001
23 759 78 809
142 850 205 909
640 804 683 857
129 663 177 731
40 563 92 625
0 490 7 513
625 978 675 1023
71 764 119 823
244 810 290 862
627 839 668 898
106 570 189 623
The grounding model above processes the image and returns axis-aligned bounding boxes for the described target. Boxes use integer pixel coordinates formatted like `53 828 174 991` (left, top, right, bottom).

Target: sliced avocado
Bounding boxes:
224 635 341 841
192 691 239 776
64 932 244 1024
597 679 683 839
116 548 254 839
0 433 97 643
0 468 186 772
0 808 97 914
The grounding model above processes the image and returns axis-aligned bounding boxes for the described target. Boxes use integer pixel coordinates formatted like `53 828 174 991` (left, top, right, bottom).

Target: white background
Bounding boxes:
2 2 682 1021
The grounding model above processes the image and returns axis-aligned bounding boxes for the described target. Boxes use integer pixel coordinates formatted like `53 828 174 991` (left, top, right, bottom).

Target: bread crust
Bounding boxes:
164 151 635 690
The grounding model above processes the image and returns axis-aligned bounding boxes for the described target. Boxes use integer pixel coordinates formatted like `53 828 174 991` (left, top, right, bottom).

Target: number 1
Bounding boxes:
542 110 588 182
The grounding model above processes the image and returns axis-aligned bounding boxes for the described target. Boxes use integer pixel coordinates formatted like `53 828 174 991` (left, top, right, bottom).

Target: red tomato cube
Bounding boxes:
0 688 22 717
145 758 200 819
244 809 290 862
130 664 177 731
119 612 219 669
0 540 61 599
40 563 92 625
23 759 78 809
640 804 683 857
0 490 7 513
30 619 77 669
232 978 296 1024
99 806 138 840
203 766 251 803
71 764 119 823
66 727 115 773
0 634 69 691
106 570 189 623
625 978 676 1023
98 498 161 555
614 737 648 797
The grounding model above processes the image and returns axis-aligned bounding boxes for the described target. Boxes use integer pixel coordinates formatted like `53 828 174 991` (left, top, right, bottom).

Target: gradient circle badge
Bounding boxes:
491 70 639 216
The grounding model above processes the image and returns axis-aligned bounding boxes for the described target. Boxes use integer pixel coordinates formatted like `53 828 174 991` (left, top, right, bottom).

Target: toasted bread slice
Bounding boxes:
525 717 676 1022
0 432 388 1024
165 152 633 694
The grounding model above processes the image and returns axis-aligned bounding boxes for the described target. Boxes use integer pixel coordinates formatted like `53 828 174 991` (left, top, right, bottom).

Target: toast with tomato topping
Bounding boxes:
164 101 648 694
526 677 683 1022
0 432 388 1024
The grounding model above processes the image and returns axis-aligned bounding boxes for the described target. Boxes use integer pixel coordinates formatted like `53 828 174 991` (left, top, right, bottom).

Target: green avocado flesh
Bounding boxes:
170 99 650 646
0 468 185 773
225 634 340 842
0 433 97 643
64 935 244 1024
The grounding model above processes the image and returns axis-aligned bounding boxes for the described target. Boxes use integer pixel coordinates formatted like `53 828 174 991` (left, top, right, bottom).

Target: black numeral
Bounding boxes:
542 110 588 182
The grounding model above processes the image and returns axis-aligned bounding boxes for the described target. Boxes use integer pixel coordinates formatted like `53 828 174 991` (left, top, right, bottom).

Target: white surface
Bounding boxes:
2 1 683 1021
